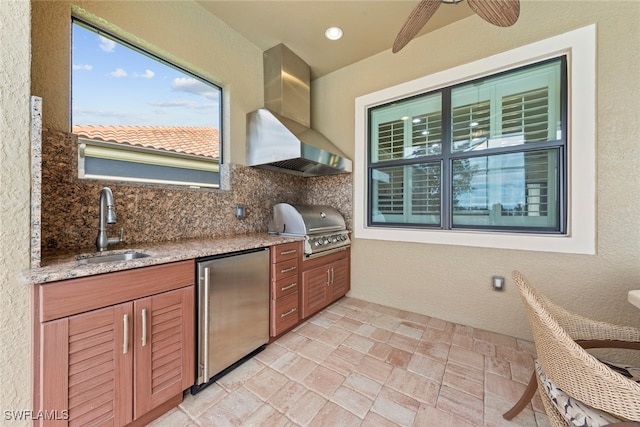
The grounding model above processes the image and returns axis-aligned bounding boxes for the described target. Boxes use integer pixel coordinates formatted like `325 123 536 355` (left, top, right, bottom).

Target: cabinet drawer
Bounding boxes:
39 260 195 322
271 258 298 282
271 241 301 263
271 276 298 300
271 292 299 336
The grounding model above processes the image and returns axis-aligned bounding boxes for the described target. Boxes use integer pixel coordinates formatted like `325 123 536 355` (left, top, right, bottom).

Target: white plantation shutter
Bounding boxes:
374 166 404 215
368 57 564 231
376 120 405 161
501 87 550 143
452 100 491 151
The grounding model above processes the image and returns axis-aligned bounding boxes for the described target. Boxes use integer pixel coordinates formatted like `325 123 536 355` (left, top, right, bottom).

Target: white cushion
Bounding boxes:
535 360 622 427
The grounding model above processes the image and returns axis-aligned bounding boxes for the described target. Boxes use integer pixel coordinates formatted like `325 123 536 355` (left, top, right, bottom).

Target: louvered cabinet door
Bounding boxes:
329 257 350 302
301 265 331 319
133 286 194 418
40 303 133 427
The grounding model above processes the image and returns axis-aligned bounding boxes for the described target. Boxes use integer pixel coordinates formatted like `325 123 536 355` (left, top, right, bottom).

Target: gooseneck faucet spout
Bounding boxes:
96 187 124 251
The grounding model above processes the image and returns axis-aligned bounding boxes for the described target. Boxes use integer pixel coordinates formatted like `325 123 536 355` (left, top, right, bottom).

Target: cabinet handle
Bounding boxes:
141 308 147 347
280 266 297 274
280 307 297 318
327 269 331 286
280 282 297 292
123 314 129 354
331 268 335 284
280 249 297 255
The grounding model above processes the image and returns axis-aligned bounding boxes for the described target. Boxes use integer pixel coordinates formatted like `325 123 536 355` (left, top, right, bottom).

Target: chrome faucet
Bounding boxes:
96 187 123 251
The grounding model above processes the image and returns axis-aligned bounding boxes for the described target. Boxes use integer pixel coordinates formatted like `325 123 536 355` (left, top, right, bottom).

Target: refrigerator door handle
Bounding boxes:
202 267 210 383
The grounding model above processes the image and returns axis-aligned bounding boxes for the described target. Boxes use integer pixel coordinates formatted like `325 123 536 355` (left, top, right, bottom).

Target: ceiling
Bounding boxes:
196 1 475 79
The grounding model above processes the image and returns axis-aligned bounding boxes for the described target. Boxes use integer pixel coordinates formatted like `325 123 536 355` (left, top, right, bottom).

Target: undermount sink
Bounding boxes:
76 251 150 265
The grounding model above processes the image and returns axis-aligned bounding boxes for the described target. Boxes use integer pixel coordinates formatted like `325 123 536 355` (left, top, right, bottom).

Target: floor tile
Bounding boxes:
371 387 419 426
343 371 383 400
330 384 374 418
354 354 394 384
178 383 227 419
285 389 326 426
242 403 293 427
243 366 289 401
267 380 307 414
413 403 476 427
407 353 446 382
384 366 440 405
436 384 484 426
302 364 346 398
150 297 549 427
310 400 363 426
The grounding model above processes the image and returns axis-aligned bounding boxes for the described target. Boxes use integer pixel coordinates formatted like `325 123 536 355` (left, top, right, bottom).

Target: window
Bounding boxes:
354 25 596 254
368 59 565 233
71 19 222 188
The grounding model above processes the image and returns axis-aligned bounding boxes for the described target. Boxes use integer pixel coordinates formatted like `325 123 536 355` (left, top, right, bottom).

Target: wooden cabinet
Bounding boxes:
269 241 301 338
33 261 195 427
301 248 350 320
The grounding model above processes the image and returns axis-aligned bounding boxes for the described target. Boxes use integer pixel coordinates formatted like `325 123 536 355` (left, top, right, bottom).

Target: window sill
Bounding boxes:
354 225 595 255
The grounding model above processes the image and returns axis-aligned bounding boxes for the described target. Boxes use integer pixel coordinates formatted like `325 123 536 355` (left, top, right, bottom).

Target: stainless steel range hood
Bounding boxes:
247 44 352 177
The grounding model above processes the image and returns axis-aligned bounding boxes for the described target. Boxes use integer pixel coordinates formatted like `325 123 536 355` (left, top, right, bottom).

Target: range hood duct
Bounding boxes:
247 44 352 176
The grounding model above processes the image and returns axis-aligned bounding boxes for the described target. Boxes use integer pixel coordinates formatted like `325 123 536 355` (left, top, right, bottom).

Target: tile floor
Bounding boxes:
149 297 550 426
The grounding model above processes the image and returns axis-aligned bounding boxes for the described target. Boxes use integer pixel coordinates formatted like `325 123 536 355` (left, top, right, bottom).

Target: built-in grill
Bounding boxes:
268 203 350 258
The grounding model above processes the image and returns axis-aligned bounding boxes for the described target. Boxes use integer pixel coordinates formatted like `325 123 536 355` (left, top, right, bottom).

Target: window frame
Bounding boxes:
354 25 597 254
366 57 567 234
71 18 223 189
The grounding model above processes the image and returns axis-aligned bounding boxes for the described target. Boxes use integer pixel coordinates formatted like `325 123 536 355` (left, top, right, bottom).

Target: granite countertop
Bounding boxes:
23 233 303 285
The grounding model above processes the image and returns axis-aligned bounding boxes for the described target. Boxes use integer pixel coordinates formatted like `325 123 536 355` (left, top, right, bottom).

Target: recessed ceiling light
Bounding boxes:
325 26 343 41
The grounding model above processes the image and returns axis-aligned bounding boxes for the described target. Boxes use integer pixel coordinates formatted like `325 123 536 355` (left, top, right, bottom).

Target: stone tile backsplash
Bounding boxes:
41 128 352 255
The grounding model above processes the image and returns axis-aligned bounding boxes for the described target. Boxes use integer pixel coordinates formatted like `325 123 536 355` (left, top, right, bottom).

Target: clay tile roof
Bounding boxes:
72 125 220 159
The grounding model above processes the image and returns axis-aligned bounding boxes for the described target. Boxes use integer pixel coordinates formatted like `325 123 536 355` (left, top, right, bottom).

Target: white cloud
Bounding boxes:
134 69 155 79
98 36 116 53
72 107 131 120
110 68 127 78
148 100 199 108
73 64 93 71
171 77 219 99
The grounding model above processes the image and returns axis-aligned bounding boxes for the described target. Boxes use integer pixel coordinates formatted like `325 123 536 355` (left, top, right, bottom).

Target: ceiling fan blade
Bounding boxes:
467 0 520 27
392 0 441 53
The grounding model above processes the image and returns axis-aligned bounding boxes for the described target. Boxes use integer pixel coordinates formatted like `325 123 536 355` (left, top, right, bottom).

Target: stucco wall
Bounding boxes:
313 0 640 340
0 0 33 421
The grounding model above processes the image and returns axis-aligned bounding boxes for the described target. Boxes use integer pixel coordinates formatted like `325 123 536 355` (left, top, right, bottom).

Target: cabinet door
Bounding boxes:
133 286 194 418
329 257 350 302
301 265 330 319
39 303 133 427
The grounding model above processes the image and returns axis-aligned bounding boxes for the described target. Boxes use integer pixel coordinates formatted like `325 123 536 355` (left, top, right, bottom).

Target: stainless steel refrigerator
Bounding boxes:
192 247 269 393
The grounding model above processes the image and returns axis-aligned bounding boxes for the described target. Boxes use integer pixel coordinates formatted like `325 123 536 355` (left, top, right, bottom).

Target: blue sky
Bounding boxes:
72 23 221 128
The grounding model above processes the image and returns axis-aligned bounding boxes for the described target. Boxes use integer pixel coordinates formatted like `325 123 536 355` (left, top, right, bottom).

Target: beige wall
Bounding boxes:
313 0 640 339
1 0 32 421
31 0 264 165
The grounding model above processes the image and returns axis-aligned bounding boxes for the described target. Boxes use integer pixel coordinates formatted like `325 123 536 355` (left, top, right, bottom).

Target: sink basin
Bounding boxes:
77 251 150 265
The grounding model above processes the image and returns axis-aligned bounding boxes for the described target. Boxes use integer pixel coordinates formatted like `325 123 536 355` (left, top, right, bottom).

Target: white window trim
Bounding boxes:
354 24 596 255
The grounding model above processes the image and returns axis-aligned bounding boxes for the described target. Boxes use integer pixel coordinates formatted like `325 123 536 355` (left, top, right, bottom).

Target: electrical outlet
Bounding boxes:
492 276 505 291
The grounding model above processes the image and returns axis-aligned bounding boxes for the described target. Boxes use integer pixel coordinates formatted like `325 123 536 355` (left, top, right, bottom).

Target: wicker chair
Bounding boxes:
507 271 640 426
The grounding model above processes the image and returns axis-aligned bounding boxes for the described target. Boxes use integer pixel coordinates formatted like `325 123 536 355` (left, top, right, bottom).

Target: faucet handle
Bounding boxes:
119 228 125 243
